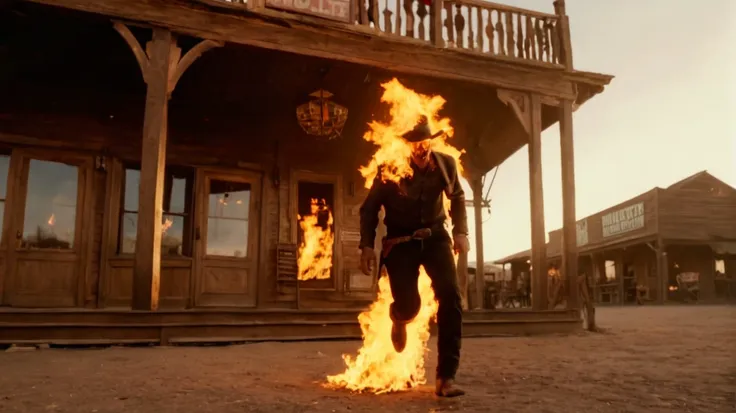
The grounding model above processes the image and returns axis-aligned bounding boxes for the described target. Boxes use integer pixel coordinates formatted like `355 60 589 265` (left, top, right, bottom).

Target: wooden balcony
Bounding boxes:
215 0 568 69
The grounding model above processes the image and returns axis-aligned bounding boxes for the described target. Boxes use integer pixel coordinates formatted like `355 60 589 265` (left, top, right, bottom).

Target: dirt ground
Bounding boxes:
1 306 734 413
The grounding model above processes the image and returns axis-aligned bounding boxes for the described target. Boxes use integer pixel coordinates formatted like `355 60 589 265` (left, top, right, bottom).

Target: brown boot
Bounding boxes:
391 322 407 353
435 377 466 397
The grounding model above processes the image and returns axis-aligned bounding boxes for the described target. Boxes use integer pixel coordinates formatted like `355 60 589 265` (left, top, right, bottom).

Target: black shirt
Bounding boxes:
358 151 469 249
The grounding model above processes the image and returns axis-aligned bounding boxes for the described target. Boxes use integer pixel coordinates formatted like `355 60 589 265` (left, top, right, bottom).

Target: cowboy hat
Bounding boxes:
401 116 445 142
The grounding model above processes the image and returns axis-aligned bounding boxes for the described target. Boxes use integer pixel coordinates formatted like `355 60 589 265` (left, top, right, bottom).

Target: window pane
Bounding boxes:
206 218 249 257
168 171 189 214
0 155 10 198
123 169 140 212
23 160 77 250
206 180 251 258
208 180 250 220
120 212 137 254
119 213 186 256
161 214 184 256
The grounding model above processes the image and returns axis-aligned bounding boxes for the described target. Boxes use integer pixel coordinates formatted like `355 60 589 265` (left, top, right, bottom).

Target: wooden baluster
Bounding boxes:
454 4 465 48
467 6 475 50
516 13 524 58
359 0 369 26
548 19 560 63
396 0 403 35
476 7 484 52
525 15 534 59
535 18 544 61
540 19 549 61
444 2 455 47
495 10 505 55
383 1 394 34
505 11 514 58
486 9 495 54
370 0 380 29
404 0 415 38
417 0 428 40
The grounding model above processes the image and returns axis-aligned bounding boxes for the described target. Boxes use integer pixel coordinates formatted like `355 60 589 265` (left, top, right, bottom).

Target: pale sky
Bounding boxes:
462 0 736 263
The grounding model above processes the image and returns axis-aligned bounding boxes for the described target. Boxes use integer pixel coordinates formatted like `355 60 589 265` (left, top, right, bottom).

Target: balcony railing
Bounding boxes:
212 0 567 68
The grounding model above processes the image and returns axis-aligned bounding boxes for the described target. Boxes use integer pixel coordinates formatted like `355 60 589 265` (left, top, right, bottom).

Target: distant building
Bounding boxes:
495 171 736 305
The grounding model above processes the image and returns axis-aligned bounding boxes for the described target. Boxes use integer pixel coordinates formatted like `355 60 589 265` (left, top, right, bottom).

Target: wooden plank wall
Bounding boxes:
658 188 736 242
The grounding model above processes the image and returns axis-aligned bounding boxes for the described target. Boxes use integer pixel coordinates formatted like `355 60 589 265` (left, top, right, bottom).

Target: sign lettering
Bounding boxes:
601 202 645 238
266 0 352 23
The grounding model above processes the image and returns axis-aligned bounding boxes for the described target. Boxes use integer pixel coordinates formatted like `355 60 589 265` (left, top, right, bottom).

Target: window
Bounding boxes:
22 159 78 250
206 179 251 257
0 154 9 241
119 165 194 256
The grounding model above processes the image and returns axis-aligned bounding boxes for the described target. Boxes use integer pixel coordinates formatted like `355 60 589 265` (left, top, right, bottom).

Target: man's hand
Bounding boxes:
453 234 470 254
360 247 377 276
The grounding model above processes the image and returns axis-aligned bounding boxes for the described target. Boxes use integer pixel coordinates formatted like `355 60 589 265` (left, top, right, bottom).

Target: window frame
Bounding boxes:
117 163 196 258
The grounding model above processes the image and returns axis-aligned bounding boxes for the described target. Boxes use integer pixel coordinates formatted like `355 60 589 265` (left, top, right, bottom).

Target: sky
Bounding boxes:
462 0 736 263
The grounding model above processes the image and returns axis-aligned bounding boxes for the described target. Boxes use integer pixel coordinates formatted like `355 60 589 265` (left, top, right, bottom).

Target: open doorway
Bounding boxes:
296 181 336 290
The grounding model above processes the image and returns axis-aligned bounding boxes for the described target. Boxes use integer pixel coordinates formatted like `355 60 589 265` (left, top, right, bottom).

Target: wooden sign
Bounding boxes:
276 243 299 281
602 202 645 238
341 229 361 243
265 0 352 23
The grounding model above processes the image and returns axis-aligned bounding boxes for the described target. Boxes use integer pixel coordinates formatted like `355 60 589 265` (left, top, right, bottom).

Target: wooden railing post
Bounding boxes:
430 0 444 46
553 0 573 69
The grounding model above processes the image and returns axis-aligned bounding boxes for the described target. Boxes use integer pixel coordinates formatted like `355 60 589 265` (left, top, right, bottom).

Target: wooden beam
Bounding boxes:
471 176 485 310
27 0 577 99
113 23 221 310
497 89 531 135
559 99 578 311
528 93 547 311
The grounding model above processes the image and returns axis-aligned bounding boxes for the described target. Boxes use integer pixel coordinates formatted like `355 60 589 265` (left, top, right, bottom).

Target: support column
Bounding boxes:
559 100 578 311
657 239 669 303
528 94 547 311
471 176 485 310
114 23 222 310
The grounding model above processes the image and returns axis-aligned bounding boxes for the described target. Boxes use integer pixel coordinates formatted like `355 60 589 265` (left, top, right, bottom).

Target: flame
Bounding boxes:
47 214 55 226
358 78 464 188
161 218 173 234
297 198 334 281
326 79 466 394
326 267 438 394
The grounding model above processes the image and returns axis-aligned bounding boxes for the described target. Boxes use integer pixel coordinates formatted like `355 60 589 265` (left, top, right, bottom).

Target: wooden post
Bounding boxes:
553 0 574 69
615 251 624 305
113 23 222 310
456 249 469 310
559 100 578 311
471 176 485 310
657 239 669 303
528 94 547 311
430 0 444 47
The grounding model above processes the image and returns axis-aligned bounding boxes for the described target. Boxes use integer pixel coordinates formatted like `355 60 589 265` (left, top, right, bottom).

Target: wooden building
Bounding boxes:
496 171 736 307
0 0 612 344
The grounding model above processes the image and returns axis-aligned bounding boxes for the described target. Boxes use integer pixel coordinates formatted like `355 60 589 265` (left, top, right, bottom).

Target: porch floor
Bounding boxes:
0 308 581 346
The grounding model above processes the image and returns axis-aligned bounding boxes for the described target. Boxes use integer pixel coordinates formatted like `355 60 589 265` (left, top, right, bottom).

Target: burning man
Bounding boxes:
358 116 469 398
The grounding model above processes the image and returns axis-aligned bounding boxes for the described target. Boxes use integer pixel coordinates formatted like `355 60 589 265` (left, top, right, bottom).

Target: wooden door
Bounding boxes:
193 169 260 307
3 150 92 307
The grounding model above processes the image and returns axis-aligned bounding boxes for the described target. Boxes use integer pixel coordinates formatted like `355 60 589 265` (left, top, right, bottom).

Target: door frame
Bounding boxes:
192 167 262 307
2 147 94 307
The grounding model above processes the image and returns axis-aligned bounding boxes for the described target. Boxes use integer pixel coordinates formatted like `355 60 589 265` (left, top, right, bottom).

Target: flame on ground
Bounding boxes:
325 266 438 394
297 198 334 281
326 79 466 394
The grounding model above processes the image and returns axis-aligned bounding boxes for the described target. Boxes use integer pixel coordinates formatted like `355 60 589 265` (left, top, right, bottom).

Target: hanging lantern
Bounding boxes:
296 89 348 140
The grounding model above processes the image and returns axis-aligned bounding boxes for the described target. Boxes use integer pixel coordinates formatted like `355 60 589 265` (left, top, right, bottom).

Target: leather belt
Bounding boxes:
381 228 432 258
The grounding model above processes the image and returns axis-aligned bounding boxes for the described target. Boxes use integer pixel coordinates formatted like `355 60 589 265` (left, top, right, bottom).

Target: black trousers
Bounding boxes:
382 229 463 379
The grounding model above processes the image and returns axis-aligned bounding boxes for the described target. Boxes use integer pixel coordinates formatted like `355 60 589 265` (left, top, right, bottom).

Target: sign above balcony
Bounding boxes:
265 0 352 23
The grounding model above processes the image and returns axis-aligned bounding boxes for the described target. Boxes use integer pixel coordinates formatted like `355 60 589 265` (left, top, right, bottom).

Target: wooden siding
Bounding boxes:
658 184 736 242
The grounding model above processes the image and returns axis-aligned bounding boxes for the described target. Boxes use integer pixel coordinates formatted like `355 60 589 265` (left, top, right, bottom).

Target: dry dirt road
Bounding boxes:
1 305 734 413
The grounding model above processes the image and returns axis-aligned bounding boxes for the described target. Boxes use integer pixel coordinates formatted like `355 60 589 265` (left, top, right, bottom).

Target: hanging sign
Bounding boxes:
602 202 645 238
266 0 352 23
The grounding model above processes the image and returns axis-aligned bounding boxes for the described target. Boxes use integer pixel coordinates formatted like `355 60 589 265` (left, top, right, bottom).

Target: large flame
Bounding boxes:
297 198 334 281
326 79 465 394
326 267 438 394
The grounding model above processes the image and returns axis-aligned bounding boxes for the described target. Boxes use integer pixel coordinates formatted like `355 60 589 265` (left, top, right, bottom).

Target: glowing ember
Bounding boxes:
326 267 438 394
326 79 466 394
47 214 56 226
297 198 334 281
